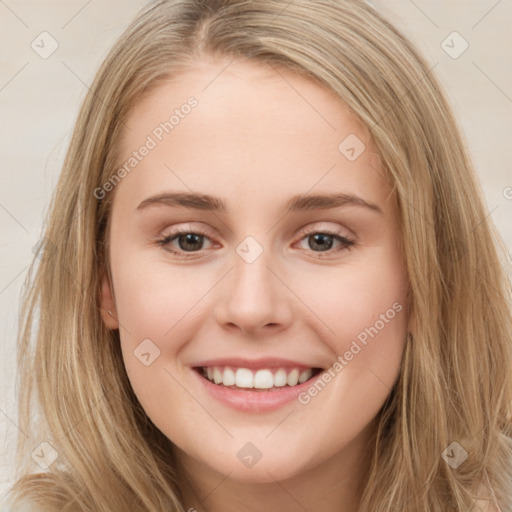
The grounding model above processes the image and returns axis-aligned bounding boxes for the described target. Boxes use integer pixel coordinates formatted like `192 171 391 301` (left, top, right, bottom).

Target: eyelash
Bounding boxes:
155 226 355 259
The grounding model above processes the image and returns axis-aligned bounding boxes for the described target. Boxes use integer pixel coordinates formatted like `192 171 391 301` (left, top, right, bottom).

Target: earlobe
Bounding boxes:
99 266 119 330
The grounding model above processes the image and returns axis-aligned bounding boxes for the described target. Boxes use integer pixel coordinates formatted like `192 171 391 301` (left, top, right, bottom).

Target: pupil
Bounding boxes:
179 233 202 251
310 233 333 251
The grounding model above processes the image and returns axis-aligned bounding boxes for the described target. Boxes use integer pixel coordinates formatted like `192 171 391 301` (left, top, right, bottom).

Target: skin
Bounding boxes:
100 55 412 512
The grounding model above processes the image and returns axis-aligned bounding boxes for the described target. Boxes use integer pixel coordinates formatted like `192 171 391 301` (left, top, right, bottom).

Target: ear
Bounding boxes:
99 265 119 330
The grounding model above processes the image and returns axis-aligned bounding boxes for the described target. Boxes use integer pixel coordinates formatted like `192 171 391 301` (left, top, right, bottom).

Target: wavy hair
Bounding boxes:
5 0 512 510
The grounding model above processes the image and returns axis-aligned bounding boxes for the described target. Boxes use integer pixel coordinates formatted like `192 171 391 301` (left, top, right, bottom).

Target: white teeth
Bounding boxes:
299 369 313 383
287 369 299 386
253 369 274 389
235 368 253 388
200 366 318 389
223 367 236 386
273 368 288 387
213 368 223 384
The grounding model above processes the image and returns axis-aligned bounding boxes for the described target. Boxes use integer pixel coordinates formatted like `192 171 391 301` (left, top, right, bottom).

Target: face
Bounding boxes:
100 55 410 486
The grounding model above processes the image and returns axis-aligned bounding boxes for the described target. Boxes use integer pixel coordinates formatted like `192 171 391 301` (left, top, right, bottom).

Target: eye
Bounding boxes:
155 226 214 259
294 227 355 255
154 225 355 259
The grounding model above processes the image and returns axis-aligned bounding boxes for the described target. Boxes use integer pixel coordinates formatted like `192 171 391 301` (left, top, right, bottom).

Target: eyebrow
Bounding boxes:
136 191 383 215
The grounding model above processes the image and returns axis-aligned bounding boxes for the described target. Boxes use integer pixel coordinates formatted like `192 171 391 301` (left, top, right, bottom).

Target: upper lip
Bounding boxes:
192 357 324 370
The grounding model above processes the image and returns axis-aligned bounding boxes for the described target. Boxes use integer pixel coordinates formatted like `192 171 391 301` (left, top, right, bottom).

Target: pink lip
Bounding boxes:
192 357 321 371
191 367 323 413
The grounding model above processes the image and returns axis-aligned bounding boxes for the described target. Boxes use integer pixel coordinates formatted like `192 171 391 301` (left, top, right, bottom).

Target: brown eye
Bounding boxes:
296 229 355 254
172 233 205 252
157 228 215 258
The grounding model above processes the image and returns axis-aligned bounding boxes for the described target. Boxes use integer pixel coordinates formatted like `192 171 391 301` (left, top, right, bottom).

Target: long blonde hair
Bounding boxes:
6 1 512 510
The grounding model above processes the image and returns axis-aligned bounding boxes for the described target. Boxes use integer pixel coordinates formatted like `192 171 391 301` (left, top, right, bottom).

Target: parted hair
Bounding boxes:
6 1 512 510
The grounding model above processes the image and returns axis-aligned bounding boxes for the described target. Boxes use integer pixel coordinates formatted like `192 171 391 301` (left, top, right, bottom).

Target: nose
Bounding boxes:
213 245 294 336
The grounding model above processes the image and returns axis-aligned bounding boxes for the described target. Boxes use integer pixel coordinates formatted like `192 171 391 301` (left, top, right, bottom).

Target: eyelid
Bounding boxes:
159 221 353 243
160 222 214 239
155 221 355 258
294 222 354 241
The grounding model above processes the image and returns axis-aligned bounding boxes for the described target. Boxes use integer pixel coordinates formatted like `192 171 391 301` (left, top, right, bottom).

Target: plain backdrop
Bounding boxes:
1 0 511 500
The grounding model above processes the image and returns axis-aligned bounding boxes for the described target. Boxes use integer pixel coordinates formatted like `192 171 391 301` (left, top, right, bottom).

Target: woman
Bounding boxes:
4 0 512 510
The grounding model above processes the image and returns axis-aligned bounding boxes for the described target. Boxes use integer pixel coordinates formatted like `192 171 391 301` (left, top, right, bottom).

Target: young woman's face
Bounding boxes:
100 56 410 484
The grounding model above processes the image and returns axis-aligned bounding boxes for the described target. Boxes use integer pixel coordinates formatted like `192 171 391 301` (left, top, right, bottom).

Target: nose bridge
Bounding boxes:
213 234 292 332
231 235 277 309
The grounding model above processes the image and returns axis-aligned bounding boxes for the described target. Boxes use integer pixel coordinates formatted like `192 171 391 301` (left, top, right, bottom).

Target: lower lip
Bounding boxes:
191 367 322 413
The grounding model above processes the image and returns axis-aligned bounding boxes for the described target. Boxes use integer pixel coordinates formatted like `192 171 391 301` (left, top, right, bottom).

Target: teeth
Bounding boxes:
299 369 313 383
235 368 253 388
213 368 223 384
253 369 273 389
287 368 299 386
200 366 317 389
223 367 236 386
273 368 288 387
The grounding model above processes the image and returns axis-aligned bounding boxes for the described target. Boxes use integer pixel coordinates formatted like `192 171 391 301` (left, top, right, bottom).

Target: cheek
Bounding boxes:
302 250 408 368
113 253 206 340
112 254 196 422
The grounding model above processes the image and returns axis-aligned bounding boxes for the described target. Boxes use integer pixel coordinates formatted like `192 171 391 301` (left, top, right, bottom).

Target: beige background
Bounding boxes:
1 0 511 500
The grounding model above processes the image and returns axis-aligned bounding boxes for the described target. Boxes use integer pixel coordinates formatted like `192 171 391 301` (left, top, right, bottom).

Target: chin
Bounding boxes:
201 449 309 484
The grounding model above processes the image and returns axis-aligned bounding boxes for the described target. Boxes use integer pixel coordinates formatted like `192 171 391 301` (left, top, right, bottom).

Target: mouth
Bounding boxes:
193 365 324 392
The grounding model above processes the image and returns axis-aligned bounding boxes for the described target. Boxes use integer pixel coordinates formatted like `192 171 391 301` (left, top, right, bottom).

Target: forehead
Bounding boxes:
111 56 391 214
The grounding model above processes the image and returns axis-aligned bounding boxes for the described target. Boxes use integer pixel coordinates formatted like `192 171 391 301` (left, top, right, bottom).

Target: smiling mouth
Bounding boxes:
193 366 323 391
